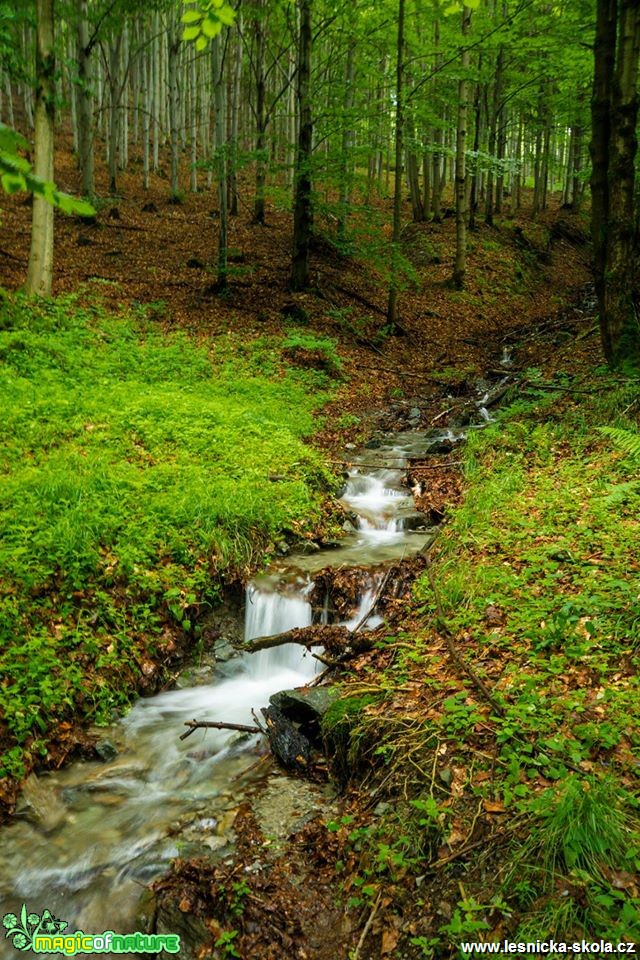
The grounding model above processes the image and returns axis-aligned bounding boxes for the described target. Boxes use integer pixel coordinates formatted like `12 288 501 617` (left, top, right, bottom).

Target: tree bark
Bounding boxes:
26 0 55 298
290 0 313 291
386 0 405 328
213 33 229 290
75 0 95 197
452 6 471 289
594 0 640 366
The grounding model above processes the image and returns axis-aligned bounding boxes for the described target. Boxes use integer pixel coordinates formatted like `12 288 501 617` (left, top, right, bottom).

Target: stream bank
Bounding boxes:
151 292 640 959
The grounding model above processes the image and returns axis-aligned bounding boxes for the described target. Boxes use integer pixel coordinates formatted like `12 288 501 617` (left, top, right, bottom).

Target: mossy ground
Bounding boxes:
0 289 338 802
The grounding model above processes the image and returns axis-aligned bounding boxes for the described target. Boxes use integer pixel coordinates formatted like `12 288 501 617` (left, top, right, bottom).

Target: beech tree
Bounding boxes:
25 0 55 296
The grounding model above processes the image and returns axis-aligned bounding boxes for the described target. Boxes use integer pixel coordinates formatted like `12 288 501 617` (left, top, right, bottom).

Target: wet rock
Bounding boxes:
320 538 343 550
342 519 355 533
275 540 290 556
155 899 210 960
425 438 455 455
270 686 340 726
365 438 381 449
94 739 118 762
409 407 421 421
213 638 236 662
296 540 320 555
17 774 67 833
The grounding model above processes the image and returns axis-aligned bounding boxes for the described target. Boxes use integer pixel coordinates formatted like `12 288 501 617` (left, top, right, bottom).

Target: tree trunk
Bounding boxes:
213 33 228 291
386 0 405 328
452 6 471 289
168 16 180 201
591 0 640 366
337 38 356 240
26 0 55 297
290 0 313 292
229 19 242 214
75 0 94 197
485 43 504 226
253 0 267 224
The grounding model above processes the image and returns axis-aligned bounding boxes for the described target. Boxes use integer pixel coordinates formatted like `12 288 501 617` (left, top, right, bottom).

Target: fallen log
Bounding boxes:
241 623 356 654
261 705 311 773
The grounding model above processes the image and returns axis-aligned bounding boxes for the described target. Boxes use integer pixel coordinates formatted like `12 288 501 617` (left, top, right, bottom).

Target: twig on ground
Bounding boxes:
353 891 383 960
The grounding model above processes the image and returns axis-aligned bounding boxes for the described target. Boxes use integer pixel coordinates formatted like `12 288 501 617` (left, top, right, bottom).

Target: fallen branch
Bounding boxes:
426 563 504 716
242 623 353 654
353 891 383 960
180 719 261 742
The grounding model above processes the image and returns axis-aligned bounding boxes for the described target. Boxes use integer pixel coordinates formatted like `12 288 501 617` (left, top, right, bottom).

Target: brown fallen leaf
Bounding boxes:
483 799 506 813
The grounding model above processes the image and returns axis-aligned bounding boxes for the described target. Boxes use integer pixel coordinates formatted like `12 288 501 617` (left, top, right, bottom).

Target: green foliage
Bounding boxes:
0 123 94 216
281 330 343 378
181 1 235 50
0 291 334 778
524 776 632 881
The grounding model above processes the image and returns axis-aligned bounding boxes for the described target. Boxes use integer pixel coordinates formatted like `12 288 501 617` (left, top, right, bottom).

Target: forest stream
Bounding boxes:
0 423 475 955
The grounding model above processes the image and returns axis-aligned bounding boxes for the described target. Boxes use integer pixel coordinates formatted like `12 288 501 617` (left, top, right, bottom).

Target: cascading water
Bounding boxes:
0 427 443 953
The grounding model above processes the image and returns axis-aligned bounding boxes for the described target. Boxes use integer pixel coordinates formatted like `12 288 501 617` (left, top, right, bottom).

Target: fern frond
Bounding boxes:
598 426 640 461
602 480 640 505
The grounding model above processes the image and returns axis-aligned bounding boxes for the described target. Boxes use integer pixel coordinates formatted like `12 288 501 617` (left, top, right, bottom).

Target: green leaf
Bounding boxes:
195 34 208 50
201 16 223 38
182 25 200 41
180 10 202 23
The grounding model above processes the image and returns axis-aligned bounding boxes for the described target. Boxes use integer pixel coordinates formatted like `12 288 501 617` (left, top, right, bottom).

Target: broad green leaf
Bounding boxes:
217 7 235 25
182 25 200 40
180 10 202 23
201 16 223 38
195 34 208 50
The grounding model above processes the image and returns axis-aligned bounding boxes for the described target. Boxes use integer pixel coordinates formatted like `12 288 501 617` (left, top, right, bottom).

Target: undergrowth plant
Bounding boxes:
0 290 336 782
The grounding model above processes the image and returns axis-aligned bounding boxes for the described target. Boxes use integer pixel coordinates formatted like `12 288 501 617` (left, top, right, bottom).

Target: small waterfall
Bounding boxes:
243 580 317 682
341 572 385 631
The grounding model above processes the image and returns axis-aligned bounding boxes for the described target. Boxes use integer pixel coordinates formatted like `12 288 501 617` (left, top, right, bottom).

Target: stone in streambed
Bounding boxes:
94 738 118 762
16 774 67 833
270 687 341 726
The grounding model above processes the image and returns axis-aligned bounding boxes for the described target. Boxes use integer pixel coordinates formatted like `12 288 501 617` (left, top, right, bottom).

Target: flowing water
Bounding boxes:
0 428 443 951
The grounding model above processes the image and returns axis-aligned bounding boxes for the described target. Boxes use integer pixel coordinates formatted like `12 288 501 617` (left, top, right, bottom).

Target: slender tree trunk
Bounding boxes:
107 32 123 193
290 0 313 291
485 43 504 225
76 0 94 197
469 69 483 231
338 37 356 240
453 6 471 289
253 0 267 224
212 34 229 290
168 16 180 200
386 0 405 327
142 41 150 190
229 19 242 214
26 0 55 297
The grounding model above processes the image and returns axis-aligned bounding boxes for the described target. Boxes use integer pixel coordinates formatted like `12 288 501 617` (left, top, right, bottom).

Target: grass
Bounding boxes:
0 289 337 786
322 369 640 950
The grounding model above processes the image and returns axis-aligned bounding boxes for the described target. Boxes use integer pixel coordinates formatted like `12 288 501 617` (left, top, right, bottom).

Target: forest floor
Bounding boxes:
2 149 639 956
